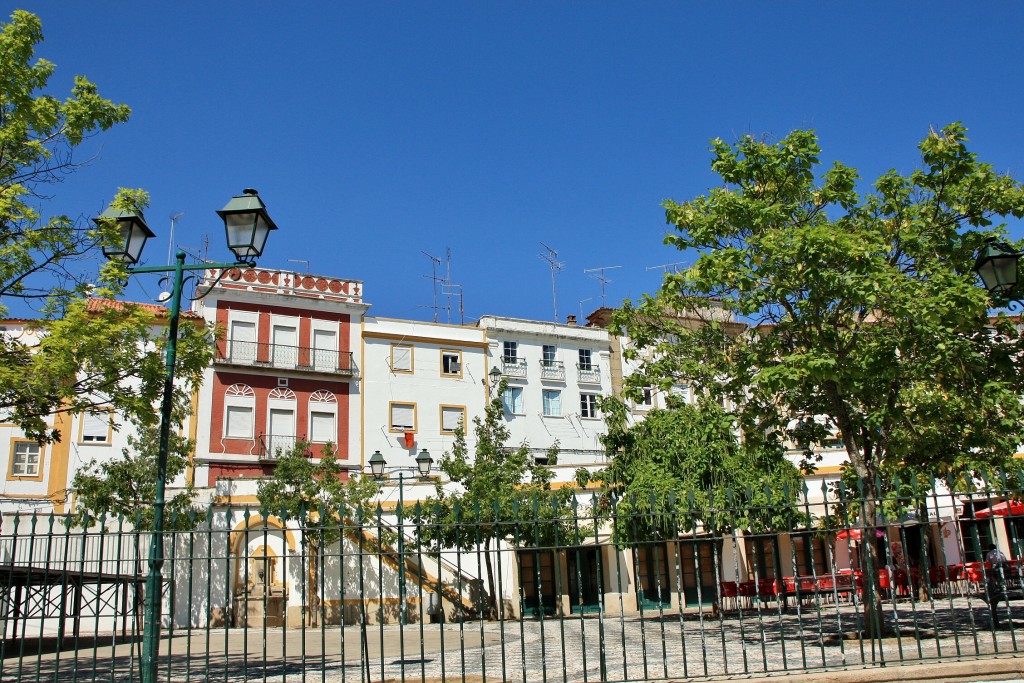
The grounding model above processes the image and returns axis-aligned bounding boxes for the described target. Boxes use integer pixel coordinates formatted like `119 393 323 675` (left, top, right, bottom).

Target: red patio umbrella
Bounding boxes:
974 500 1024 518
835 528 886 541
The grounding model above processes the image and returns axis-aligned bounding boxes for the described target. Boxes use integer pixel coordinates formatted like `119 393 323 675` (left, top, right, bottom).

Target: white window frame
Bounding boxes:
503 386 524 415
311 322 339 371
309 409 337 444
578 348 594 371
227 311 259 363
225 405 255 439
79 409 113 444
542 389 561 417
503 341 518 362
580 393 600 419
542 345 557 365
223 384 256 440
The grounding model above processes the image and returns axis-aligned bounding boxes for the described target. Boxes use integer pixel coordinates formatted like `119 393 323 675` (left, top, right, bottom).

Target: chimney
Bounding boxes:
566 314 577 326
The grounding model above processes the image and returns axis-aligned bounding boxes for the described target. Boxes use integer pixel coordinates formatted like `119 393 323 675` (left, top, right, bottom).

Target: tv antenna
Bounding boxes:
645 261 686 273
538 242 564 322
423 251 443 322
584 265 622 307
288 259 310 274
578 297 593 321
168 212 185 265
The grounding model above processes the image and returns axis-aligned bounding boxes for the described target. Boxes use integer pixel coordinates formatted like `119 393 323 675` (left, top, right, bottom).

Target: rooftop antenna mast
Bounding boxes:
167 212 185 265
584 265 622 308
578 297 592 322
643 260 684 274
539 242 564 322
423 251 443 323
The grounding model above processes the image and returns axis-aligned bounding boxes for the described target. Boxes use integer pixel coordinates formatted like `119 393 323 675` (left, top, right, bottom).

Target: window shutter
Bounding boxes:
226 406 254 438
310 411 336 443
391 403 415 429
393 346 412 371
442 407 463 432
82 411 109 441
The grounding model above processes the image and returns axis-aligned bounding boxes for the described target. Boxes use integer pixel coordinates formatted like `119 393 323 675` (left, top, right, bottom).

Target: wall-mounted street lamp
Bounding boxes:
95 188 277 683
975 237 1023 307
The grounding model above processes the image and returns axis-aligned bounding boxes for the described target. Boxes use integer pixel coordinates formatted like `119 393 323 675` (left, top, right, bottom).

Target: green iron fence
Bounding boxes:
3 472 1024 682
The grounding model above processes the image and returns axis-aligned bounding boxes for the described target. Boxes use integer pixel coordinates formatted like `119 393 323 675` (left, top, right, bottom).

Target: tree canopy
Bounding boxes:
614 124 1024 502
0 10 210 441
598 398 804 543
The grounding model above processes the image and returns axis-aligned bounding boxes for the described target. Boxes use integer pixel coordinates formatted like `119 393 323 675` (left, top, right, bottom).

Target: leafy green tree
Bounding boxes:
415 378 573 619
0 11 201 441
256 441 380 626
599 398 804 541
615 123 1024 633
71 424 199 531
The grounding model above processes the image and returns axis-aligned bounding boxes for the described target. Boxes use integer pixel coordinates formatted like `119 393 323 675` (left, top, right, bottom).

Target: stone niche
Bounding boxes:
233 546 286 627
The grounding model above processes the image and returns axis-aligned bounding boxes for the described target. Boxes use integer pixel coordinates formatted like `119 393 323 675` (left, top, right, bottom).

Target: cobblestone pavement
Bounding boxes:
10 597 1024 682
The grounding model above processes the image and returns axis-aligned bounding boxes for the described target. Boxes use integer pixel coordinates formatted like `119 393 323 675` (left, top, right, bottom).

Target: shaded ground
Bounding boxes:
5 595 1024 683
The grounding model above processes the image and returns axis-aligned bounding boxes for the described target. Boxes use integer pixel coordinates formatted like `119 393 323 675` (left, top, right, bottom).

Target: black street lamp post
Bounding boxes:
96 189 277 683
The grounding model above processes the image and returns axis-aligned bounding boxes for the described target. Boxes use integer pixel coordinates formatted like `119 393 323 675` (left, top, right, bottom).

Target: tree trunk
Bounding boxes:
308 541 320 627
483 536 498 620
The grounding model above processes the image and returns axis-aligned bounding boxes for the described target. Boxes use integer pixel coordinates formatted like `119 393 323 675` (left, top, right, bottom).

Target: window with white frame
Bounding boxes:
542 345 557 366
389 402 416 431
309 390 337 443
225 405 255 438
309 411 336 443
580 393 599 419
80 410 112 443
503 341 518 363
578 348 593 370
10 441 41 477
224 383 256 439
502 386 524 415
391 344 413 373
228 319 257 363
542 389 561 417
441 349 462 377
440 405 465 434
638 387 654 408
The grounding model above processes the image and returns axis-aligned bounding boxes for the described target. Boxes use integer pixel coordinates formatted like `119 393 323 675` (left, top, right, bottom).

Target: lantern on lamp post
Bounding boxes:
95 189 277 683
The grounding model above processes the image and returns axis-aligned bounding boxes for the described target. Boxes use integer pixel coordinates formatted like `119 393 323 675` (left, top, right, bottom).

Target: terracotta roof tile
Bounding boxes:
87 298 202 320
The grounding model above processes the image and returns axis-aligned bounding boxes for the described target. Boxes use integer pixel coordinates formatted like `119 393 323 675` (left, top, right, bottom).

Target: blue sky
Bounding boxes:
12 2 1024 323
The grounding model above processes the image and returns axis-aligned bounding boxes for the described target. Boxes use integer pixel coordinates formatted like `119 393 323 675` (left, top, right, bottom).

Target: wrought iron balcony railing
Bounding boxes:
258 434 308 461
576 363 601 384
501 358 528 378
218 341 357 376
539 360 565 381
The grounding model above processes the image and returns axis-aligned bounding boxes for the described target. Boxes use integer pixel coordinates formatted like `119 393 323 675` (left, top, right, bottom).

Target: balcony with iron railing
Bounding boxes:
539 359 565 382
217 341 357 377
258 434 310 461
501 357 528 379
576 363 601 385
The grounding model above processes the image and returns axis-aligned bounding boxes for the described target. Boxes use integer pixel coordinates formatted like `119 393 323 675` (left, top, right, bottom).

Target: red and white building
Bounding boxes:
191 267 368 486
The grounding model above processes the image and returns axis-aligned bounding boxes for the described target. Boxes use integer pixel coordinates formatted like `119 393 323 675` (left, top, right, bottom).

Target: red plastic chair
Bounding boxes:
737 580 756 609
719 581 739 611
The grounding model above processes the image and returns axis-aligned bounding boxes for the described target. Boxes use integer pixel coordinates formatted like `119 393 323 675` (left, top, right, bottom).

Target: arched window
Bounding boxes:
224 384 256 438
309 390 338 443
